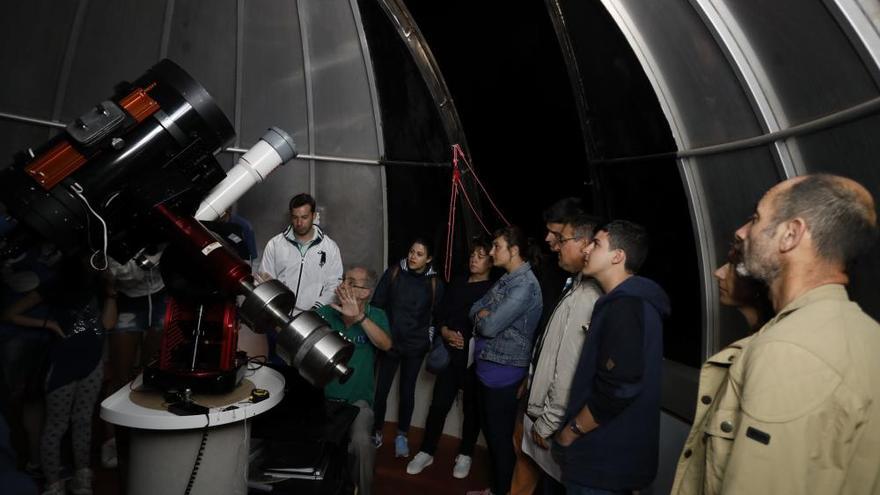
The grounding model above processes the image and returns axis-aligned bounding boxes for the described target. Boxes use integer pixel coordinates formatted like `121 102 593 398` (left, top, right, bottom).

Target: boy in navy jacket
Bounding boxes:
554 220 670 494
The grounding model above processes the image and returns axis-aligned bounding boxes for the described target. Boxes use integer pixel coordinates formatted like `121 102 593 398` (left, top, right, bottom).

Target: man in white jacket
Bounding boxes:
518 214 602 492
258 193 343 314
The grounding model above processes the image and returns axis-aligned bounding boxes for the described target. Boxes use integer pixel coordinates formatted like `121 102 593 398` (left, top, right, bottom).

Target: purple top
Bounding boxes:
474 337 528 388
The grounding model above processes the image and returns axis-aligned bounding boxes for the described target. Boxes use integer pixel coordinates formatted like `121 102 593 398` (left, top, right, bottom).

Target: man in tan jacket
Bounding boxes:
520 214 602 490
672 174 880 494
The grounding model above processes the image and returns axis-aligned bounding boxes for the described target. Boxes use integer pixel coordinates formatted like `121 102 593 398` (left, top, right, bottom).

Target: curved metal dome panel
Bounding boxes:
0 0 387 274
596 0 880 359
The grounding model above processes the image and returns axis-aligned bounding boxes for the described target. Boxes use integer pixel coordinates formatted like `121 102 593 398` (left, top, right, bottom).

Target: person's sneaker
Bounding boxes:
405 452 434 474
452 454 472 479
371 430 383 449
101 438 118 469
40 480 66 495
394 433 409 458
68 468 93 495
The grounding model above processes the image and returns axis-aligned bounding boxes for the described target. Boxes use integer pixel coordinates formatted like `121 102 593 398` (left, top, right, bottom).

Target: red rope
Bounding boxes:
443 144 512 279
457 178 491 235
453 144 511 227
443 166 460 282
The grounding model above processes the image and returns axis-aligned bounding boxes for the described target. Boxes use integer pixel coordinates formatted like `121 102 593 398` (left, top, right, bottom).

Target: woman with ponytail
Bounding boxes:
468 226 543 495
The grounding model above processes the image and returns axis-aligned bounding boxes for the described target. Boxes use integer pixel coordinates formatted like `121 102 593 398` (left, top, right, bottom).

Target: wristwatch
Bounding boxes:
569 420 586 436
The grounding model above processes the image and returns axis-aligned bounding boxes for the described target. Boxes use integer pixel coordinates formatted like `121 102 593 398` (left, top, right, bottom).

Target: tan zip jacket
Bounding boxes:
672 284 880 495
527 275 602 439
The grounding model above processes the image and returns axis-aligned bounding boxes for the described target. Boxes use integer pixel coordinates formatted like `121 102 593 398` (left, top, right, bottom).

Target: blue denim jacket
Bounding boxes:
469 262 543 367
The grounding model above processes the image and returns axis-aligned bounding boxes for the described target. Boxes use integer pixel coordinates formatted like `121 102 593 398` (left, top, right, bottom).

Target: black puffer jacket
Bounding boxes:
371 259 445 356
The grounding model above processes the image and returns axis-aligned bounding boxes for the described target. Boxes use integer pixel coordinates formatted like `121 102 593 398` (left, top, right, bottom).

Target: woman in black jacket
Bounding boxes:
371 238 444 458
406 237 494 479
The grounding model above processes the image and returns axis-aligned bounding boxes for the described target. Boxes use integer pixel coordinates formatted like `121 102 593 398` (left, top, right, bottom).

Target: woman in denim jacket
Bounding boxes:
469 226 542 495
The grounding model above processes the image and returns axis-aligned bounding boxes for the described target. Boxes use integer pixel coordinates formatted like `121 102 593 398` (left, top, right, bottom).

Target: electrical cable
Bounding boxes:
247 355 267 369
69 182 109 270
147 269 154 328
183 413 210 495
243 418 249 488
103 191 121 208
245 355 267 377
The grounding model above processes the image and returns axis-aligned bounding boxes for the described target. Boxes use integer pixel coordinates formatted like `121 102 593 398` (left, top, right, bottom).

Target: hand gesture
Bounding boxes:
331 284 361 319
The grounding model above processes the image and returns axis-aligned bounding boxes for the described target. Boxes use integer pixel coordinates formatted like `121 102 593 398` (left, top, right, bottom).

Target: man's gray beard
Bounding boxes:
743 255 780 284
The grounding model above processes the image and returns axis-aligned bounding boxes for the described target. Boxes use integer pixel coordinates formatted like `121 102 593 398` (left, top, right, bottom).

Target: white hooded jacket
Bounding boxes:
258 224 342 314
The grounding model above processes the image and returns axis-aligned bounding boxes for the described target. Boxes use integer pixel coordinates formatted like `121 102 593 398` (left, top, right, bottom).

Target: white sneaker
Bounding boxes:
453 454 472 479
101 438 118 469
406 451 434 475
68 468 93 495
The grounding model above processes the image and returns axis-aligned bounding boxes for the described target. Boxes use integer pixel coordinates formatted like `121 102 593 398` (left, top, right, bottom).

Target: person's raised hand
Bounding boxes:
331 284 361 318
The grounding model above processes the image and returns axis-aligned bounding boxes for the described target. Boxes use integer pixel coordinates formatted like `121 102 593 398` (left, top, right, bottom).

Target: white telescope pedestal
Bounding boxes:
100 366 284 495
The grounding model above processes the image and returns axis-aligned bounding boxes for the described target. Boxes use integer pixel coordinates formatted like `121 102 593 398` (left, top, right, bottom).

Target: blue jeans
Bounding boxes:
564 483 631 495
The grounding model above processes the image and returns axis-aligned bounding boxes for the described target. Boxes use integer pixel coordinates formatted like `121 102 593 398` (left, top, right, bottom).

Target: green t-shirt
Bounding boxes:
316 304 390 406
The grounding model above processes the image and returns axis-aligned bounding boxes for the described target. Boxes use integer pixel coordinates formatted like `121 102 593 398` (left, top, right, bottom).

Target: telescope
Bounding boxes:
0 59 353 391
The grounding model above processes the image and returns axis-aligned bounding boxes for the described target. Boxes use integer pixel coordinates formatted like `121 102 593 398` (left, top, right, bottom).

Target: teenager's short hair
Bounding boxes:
601 220 649 273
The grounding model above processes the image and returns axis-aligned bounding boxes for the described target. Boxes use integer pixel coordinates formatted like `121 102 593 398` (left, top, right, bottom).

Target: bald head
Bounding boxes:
769 174 878 265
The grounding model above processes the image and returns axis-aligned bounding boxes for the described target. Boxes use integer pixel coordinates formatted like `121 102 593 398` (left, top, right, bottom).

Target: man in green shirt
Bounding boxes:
317 266 391 495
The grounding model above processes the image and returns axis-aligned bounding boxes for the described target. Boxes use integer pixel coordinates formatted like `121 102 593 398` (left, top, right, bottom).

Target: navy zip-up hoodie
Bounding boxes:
558 275 670 490
371 259 444 356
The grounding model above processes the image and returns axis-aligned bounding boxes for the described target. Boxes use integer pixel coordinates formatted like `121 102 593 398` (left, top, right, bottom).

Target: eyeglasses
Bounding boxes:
557 236 585 245
343 279 371 290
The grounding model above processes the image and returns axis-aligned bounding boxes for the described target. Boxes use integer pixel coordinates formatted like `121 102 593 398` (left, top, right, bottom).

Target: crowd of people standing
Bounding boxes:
1 173 878 495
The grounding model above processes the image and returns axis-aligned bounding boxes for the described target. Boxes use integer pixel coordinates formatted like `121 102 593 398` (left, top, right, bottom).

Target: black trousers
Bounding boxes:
478 380 520 495
419 355 480 456
373 350 425 433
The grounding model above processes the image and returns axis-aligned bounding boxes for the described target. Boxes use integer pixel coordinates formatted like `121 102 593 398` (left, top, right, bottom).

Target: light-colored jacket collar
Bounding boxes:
283 224 325 247
398 257 438 277
763 283 848 329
